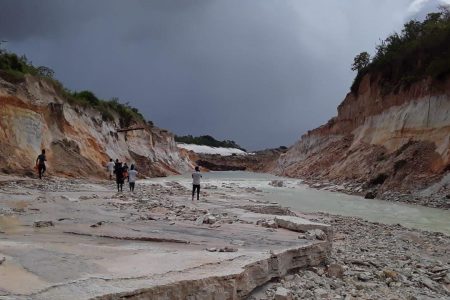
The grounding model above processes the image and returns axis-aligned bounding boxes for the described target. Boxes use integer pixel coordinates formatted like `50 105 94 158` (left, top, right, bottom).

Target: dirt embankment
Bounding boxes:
191 147 287 172
0 75 193 178
276 75 450 208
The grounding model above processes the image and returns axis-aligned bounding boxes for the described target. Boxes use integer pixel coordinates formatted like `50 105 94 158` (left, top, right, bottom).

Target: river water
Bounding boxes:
150 171 450 235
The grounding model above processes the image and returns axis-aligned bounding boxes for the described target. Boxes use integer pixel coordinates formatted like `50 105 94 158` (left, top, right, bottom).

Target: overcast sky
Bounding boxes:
0 0 447 150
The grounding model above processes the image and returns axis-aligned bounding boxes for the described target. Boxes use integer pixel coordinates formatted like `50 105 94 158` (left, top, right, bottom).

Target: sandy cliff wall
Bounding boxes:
0 75 192 178
277 75 450 194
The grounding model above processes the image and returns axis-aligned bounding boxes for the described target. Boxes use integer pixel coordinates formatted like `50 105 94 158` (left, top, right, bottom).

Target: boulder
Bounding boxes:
365 191 376 199
306 229 327 241
203 214 217 224
326 264 344 278
195 215 205 225
269 180 284 187
33 220 54 228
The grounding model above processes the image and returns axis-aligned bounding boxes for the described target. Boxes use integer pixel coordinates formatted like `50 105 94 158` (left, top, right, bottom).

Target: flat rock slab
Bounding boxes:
274 216 333 241
0 180 332 299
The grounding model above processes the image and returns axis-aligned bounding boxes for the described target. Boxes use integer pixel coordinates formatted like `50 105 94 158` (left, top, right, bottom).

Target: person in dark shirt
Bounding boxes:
35 149 47 179
114 162 124 192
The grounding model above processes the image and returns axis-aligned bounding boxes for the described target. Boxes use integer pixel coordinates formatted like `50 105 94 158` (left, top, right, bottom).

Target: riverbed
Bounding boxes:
148 171 450 235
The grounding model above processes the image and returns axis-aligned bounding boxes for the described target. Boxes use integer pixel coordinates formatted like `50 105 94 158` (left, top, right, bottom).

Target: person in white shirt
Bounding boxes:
192 166 202 201
128 164 138 192
106 159 115 180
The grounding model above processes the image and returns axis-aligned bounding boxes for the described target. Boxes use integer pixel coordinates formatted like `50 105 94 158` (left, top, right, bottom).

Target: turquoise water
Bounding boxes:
148 171 450 235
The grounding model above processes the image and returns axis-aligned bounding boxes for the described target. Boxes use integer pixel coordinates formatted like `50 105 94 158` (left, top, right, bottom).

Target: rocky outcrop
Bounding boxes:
0 75 192 178
0 173 331 300
277 75 450 202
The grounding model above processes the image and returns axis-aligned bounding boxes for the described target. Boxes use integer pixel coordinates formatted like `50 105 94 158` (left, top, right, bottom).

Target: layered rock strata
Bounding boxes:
0 75 192 178
277 75 450 203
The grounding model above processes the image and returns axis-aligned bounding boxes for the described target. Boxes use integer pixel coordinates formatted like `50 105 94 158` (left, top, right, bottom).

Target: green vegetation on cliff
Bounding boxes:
351 7 450 94
175 135 246 151
0 46 147 128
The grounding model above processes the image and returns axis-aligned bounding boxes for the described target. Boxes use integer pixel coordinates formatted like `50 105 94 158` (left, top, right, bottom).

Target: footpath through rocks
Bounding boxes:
0 177 331 300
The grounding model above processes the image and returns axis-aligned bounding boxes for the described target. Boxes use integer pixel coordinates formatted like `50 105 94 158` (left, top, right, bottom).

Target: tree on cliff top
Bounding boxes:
351 52 370 72
175 134 246 151
351 6 450 94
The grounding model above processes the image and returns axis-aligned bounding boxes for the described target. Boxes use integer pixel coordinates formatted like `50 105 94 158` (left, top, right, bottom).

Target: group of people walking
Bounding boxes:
107 159 138 192
36 149 202 200
107 160 203 200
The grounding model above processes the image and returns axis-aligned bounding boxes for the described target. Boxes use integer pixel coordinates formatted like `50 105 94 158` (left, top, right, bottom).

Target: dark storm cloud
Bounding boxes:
0 0 443 149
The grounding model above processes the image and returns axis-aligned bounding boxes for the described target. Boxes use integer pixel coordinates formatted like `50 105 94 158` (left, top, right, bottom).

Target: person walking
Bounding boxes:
106 159 115 180
192 166 202 201
128 164 138 192
35 149 47 179
123 162 129 181
114 162 124 192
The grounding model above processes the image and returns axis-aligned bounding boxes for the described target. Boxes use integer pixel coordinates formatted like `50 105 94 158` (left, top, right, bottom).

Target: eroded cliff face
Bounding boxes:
277 75 450 195
0 75 192 178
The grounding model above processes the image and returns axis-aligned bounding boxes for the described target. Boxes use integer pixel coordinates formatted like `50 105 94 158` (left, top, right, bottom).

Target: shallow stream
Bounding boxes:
149 171 450 235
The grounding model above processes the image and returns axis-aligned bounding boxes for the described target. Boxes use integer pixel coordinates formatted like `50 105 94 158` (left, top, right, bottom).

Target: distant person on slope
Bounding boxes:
35 149 47 179
114 162 124 192
128 164 138 192
106 159 115 180
192 166 202 201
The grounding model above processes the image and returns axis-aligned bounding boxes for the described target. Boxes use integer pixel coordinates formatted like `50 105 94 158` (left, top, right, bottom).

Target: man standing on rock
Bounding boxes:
106 159 115 180
192 166 202 201
35 149 47 179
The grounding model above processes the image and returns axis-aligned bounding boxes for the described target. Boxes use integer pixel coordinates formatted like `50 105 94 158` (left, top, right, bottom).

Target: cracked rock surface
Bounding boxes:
0 176 330 300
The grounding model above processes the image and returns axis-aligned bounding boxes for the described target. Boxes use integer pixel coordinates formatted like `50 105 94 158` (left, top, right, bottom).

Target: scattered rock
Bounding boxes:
272 213 450 300
256 219 278 229
194 215 205 225
419 276 440 292
306 229 327 240
218 246 237 252
0 257 5 265
269 180 284 187
34 220 54 228
357 272 372 282
195 214 217 225
327 264 344 278
274 287 292 300
442 272 450 284
364 191 376 199
203 214 217 224
313 287 328 299
90 221 104 228
383 269 399 281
